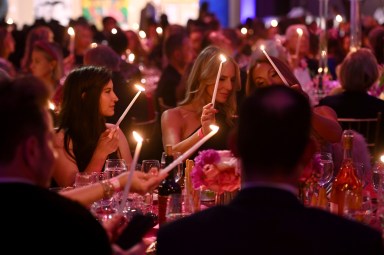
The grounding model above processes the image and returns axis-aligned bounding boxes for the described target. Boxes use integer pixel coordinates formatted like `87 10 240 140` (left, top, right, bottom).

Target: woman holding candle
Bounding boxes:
246 45 342 147
52 66 133 187
161 45 240 154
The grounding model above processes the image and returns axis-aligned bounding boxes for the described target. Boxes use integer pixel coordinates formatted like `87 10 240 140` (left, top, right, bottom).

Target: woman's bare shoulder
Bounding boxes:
161 107 184 121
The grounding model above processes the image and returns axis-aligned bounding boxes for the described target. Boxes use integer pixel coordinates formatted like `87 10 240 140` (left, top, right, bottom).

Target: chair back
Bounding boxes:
337 112 382 159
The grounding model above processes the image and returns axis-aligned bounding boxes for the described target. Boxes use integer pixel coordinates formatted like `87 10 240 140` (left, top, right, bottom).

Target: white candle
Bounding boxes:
295 28 303 59
160 125 219 175
67 27 75 55
118 131 143 214
211 54 227 107
116 84 145 127
260 45 289 86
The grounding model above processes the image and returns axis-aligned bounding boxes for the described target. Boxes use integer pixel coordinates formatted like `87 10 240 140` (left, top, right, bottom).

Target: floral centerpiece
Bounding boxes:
191 149 241 195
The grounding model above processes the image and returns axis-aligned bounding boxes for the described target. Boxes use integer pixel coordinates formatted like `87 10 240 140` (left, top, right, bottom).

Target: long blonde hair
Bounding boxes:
179 45 240 126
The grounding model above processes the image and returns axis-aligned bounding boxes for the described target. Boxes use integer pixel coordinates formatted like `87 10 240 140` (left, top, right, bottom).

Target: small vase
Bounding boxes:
215 190 238 206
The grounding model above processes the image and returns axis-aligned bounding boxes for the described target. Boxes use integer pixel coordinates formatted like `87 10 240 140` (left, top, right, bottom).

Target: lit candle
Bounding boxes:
116 84 145 127
118 131 143 214
211 54 227 107
260 45 289 86
67 27 75 55
160 125 219 175
295 28 303 59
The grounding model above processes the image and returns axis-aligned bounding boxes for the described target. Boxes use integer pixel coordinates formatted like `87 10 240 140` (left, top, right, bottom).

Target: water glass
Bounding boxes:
74 172 97 187
104 159 128 176
165 193 190 223
141 160 160 214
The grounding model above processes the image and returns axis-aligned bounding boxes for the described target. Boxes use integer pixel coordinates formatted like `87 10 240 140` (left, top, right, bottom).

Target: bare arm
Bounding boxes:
53 127 122 187
60 171 167 207
312 105 342 143
161 104 217 154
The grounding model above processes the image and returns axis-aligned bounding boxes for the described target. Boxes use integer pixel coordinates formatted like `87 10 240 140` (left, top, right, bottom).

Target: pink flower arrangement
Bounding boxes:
191 149 241 195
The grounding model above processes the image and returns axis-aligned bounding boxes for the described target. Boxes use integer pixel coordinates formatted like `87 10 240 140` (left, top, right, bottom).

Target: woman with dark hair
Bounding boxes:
53 66 132 187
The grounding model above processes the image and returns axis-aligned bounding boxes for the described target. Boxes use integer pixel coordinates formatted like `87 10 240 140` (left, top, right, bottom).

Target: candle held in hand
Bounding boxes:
260 45 289 86
211 54 227 107
295 28 303 59
160 125 219 175
118 131 143 214
116 84 145 127
67 27 75 56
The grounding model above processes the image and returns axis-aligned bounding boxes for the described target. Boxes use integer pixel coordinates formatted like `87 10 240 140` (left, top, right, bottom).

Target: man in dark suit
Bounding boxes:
157 85 384 255
0 75 114 254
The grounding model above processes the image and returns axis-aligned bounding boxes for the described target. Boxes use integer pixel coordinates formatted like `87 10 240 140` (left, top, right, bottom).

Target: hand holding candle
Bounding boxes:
118 131 143 214
116 84 145 127
295 28 303 59
211 54 227 107
160 125 219 175
67 27 75 56
260 45 289 86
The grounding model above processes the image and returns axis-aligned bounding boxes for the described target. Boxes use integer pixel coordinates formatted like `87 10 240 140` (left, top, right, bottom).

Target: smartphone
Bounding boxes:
115 214 156 250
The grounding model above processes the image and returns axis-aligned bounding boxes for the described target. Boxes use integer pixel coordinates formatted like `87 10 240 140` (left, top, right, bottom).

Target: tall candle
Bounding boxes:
160 125 219 175
211 54 227 107
116 84 145 127
295 28 303 59
67 27 75 55
118 131 143 214
260 45 289 86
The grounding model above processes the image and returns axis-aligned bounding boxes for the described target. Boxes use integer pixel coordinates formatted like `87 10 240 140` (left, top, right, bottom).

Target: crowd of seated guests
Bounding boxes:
0 7 383 183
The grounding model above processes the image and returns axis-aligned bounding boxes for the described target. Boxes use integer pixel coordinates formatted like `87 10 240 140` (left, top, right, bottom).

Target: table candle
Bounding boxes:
118 131 143 214
116 84 145 127
67 27 75 55
260 45 289 86
211 54 227 107
160 125 219 175
295 28 303 59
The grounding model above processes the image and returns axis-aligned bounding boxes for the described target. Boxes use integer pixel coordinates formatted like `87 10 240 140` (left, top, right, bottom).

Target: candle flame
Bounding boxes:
260 45 265 51
133 131 143 143
270 19 278 27
318 67 323 74
90 42 98 48
134 84 145 92
67 27 75 36
6 18 13 25
321 50 327 57
128 53 135 63
335 14 343 23
48 101 55 111
381 155 384 163
156 27 163 34
240 27 247 35
219 54 227 63
111 28 117 34
209 124 219 133
296 28 303 36
139 30 146 39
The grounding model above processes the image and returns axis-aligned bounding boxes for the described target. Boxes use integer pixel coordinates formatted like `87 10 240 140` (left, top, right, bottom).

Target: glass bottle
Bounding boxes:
330 130 362 216
157 145 182 225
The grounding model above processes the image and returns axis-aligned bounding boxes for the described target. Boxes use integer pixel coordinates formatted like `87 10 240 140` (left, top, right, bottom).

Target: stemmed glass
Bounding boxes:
91 159 127 222
316 152 334 189
141 159 160 215
313 152 334 209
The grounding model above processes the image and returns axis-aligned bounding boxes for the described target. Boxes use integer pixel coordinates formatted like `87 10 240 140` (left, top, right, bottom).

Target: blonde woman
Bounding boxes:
161 45 240 154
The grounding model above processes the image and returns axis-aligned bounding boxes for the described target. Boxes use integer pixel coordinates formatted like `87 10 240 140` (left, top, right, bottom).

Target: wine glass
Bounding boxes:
313 152 334 202
104 159 128 177
141 159 160 215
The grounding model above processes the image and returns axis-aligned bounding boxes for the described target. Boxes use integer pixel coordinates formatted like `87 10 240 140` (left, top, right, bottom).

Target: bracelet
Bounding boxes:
100 180 114 199
109 177 121 192
197 128 205 139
